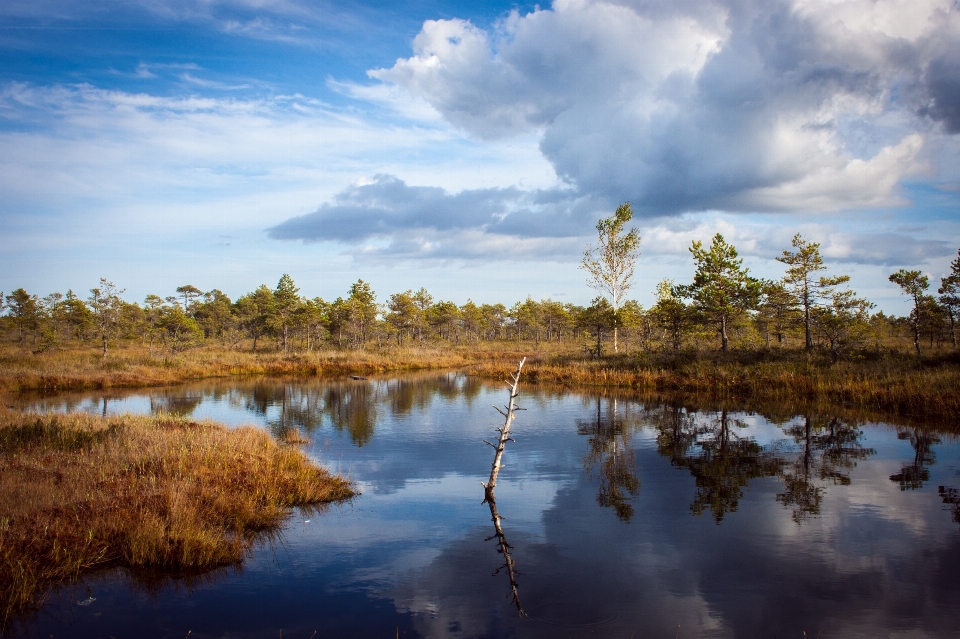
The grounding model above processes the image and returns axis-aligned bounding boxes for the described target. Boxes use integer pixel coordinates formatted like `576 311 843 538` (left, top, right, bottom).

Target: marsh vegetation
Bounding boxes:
0 409 353 623
2 233 958 422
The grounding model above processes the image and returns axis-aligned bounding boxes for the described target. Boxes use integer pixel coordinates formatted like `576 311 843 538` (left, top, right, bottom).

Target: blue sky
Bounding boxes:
1 0 958 313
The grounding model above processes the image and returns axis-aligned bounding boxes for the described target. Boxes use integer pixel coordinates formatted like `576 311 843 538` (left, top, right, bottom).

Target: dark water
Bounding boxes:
9 372 960 638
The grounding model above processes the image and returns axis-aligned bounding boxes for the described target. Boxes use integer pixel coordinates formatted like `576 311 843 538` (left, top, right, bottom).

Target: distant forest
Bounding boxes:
3 233 959 359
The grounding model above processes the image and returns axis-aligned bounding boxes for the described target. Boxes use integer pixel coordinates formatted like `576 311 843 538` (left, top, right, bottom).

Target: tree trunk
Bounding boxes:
720 315 729 353
613 326 618 353
596 325 603 358
913 316 922 356
482 358 525 498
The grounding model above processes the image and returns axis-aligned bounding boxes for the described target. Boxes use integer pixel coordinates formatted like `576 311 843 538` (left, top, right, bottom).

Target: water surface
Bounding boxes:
10 373 960 638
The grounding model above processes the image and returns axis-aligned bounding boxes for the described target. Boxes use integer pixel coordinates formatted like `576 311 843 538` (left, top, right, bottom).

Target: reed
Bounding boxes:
0 410 353 623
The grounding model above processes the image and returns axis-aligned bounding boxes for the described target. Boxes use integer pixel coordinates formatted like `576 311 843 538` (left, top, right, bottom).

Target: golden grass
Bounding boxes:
2 342 958 419
471 350 960 419
0 409 353 623
0 343 493 396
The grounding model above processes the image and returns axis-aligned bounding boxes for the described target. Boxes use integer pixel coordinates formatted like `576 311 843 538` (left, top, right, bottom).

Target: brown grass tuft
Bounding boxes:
0 409 353 623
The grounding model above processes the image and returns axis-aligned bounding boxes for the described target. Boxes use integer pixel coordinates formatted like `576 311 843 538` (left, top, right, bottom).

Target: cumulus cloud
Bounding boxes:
370 0 959 214
267 174 595 262
268 174 954 268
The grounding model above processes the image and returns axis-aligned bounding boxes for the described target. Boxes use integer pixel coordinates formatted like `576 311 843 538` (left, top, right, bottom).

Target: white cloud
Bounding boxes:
370 2 726 141
370 0 960 214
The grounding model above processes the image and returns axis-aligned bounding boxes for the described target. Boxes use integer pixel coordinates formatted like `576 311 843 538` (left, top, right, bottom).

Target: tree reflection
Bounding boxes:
685 411 782 522
939 486 960 529
228 379 381 445
321 381 380 447
654 408 781 523
890 428 940 490
227 373 482 446
650 405 876 524
149 391 204 417
238 382 326 442
578 397 641 522
484 491 524 616
777 416 874 523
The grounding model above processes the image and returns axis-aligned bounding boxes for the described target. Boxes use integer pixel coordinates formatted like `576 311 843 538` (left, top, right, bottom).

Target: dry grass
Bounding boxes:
279 428 310 445
2 342 958 419
471 350 960 419
0 343 493 396
0 409 353 623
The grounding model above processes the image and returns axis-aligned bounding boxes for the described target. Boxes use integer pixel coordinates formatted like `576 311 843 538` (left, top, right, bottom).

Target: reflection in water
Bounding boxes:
777 416 875 523
484 493 524 616
940 486 960 529
891 428 941 490
321 381 380 446
578 397 641 522
10 374 960 638
651 407 877 525
655 408 781 523
149 390 204 417
233 374 485 447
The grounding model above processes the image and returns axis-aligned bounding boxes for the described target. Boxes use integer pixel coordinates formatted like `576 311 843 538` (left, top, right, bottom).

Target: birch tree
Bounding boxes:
581 202 641 353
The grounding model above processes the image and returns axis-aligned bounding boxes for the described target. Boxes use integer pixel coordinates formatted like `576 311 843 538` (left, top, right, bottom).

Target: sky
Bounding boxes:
1 0 959 314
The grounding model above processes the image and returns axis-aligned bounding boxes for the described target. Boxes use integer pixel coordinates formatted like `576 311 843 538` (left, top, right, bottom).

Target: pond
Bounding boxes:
8 372 960 638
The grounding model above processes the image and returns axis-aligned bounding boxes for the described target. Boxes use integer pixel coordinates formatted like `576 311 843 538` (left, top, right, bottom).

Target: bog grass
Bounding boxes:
0 343 489 396
473 349 960 419
0 409 353 623
1 342 958 419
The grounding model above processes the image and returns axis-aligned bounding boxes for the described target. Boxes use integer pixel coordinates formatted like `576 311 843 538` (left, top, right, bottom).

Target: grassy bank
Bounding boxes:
0 410 353 623
473 349 960 419
2 343 958 420
0 344 490 395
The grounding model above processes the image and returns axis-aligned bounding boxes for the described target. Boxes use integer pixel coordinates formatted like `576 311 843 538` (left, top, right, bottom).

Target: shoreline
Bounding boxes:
2 345 958 420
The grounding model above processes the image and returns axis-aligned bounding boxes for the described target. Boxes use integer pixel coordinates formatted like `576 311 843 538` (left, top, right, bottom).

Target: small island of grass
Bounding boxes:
0 410 353 623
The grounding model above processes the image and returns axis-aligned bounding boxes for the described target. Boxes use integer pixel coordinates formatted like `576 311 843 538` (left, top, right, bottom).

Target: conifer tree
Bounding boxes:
678 234 761 352
776 234 849 350
938 248 960 349
889 269 931 355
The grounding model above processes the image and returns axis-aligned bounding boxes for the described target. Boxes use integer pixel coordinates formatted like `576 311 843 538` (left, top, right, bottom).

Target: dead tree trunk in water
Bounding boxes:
482 358 525 501
481 357 526 616
485 494 524 615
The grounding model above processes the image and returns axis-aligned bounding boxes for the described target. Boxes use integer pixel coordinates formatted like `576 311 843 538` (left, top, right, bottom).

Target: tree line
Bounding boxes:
2 230 959 358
